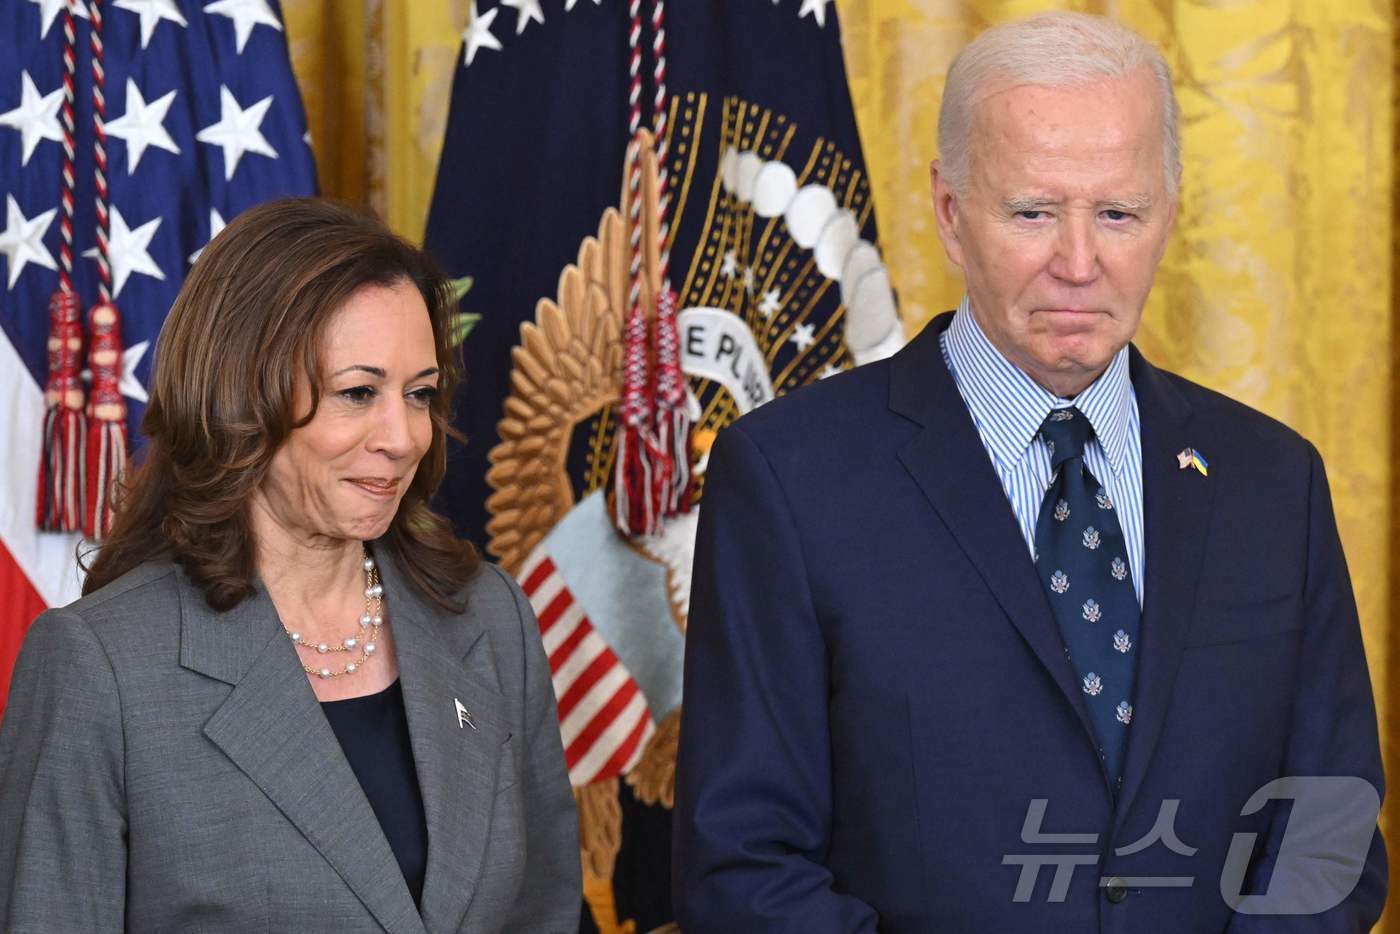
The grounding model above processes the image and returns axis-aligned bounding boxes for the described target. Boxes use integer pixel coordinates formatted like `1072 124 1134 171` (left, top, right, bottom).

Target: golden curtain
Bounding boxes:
282 0 1398 924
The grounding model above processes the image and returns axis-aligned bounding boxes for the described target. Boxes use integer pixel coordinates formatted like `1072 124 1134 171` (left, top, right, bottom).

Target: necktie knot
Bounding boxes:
1039 407 1092 468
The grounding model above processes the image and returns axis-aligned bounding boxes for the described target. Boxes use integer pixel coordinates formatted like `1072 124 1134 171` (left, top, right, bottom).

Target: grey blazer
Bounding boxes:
0 549 581 933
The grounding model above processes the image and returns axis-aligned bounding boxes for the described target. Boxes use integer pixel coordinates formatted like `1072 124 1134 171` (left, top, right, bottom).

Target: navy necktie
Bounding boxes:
1033 407 1140 786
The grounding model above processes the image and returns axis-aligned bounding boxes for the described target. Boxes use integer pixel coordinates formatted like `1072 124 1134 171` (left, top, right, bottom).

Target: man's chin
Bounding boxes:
1022 348 1118 397
1039 329 1126 367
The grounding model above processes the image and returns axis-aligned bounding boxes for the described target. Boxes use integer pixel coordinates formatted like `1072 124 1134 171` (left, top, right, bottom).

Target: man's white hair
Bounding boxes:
937 12 1181 197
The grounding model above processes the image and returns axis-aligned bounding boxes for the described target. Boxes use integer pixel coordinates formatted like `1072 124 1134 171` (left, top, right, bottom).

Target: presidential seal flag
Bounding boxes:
0 0 316 717
424 1 901 929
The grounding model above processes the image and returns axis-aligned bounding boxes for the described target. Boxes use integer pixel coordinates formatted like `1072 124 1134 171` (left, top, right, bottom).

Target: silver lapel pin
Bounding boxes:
454 698 477 730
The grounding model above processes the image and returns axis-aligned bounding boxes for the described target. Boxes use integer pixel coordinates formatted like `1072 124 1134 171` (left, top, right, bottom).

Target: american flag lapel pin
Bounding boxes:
1177 447 1208 477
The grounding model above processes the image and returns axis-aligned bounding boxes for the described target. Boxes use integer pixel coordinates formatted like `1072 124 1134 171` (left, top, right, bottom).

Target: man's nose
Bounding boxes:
1048 215 1100 285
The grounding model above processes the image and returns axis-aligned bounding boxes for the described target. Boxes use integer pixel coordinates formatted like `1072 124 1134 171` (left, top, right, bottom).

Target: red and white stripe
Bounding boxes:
518 550 654 787
1 327 84 719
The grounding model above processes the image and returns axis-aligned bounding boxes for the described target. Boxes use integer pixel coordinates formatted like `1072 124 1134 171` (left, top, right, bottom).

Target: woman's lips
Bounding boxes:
346 478 399 498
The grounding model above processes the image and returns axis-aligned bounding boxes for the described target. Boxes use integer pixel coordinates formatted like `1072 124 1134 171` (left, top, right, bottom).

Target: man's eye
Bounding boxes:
1016 210 1047 221
339 386 375 403
1103 210 1134 222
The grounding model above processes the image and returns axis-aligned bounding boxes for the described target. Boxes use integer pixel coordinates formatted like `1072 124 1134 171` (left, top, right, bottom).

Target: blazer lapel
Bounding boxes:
1113 349 1216 829
377 554 509 934
181 569 428 934
890 314 1104 774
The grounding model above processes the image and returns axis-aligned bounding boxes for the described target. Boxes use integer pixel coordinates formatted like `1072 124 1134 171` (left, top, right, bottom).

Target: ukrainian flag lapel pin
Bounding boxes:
1177 447 1209 477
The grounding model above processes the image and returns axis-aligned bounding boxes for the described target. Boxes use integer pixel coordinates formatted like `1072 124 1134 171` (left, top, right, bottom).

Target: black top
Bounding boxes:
321 680 428 906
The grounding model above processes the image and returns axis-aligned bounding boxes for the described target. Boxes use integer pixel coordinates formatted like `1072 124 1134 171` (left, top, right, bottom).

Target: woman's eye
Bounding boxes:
339 386 375 404
408 387 438 406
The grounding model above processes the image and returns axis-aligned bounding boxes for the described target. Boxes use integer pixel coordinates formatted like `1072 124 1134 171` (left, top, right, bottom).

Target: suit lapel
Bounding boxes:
378 554 508 934
181 572 428 934
1113 350 1215 828
890 315 1103 772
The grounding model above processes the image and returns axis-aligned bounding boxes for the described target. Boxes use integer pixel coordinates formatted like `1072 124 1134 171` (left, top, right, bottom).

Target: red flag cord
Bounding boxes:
613 0 691 538
36 0 87 533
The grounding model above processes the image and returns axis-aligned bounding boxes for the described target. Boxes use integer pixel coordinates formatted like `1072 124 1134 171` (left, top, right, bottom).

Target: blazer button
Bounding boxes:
1103 877 1129 904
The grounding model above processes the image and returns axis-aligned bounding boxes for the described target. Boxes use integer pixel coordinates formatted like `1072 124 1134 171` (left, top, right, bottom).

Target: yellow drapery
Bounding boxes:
282 0 1398 925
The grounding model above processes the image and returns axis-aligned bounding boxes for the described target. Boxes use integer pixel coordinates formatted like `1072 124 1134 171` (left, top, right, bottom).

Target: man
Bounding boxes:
673 12 1385 933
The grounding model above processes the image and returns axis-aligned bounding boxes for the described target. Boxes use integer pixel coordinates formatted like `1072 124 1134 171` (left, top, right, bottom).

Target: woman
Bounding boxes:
0 198 581 932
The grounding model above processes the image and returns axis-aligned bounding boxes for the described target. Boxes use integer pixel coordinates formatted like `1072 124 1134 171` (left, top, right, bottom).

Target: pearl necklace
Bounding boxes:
285 551 383 679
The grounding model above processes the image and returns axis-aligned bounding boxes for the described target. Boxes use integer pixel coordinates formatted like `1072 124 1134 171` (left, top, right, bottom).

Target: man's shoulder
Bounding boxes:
728 354 902 451
1144 360 1319 472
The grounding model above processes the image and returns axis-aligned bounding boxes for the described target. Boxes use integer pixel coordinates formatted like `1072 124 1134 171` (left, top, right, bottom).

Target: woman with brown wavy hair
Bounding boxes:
0 198 580 933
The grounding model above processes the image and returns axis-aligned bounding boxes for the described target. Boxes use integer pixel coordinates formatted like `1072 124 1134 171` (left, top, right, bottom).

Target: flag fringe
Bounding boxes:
83 300 127 539
651 287 690 515
84 418 126 539
36 289 87 532
37 405 86 533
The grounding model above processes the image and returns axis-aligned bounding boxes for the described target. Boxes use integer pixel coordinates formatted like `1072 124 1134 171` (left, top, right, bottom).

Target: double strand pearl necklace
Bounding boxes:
284 550 383 679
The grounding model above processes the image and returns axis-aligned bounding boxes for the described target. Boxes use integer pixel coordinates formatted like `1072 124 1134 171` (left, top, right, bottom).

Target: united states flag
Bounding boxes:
0 0 316 716
518 551 654 786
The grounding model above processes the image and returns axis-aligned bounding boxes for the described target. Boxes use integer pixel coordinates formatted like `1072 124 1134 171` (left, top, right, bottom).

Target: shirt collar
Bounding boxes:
942 295 1133 475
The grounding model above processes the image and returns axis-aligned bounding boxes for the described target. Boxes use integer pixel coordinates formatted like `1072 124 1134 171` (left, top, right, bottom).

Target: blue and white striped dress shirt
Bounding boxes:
939 297 1146 607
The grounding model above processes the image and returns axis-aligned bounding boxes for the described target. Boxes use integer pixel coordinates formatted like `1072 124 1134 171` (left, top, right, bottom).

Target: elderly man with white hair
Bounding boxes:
673 11 1385 933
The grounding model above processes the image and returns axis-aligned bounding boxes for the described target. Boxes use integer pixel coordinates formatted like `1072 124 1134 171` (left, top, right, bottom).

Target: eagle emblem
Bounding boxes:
483 112 906 919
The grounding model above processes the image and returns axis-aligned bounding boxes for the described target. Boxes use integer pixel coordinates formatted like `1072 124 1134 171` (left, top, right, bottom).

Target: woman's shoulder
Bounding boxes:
458 561 528 621
54 557 183 634
17 558 183 683
414 561 534 675
422 561 530 654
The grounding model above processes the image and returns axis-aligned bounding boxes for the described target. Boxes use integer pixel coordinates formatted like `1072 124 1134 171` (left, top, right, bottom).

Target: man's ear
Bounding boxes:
930 160 966 271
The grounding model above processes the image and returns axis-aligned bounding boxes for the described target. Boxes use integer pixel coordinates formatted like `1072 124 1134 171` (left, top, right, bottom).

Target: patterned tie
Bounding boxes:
1033 407 1140 787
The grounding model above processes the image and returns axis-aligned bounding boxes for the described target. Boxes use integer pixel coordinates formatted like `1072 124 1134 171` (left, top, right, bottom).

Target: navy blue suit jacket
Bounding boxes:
673 313 1385 932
